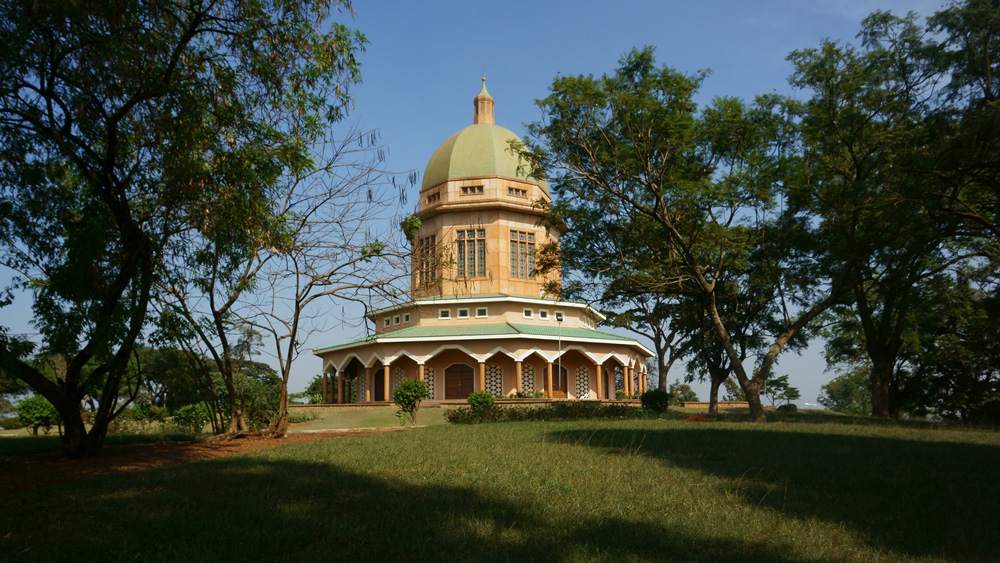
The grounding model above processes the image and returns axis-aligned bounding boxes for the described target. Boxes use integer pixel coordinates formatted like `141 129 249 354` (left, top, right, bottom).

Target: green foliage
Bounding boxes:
0 417 25 430
0 0 367 455
761 375 801 406
508 390 545 399
16 395 61 435
109 403 173 435
392 379 430 425
668 382 699 403
466 391 495 422
819 367 873 415
640 389 671 413
400 214 423 243
777 404 798 413
287 410 317 424
722 377 747 401
173 403 212 434
445 402 648 424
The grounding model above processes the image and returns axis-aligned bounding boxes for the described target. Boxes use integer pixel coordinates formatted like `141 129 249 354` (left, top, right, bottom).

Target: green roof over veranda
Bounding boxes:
313 322 639 354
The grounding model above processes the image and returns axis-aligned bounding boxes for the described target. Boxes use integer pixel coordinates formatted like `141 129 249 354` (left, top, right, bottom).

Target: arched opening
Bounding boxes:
551 365 568 398
372 362 386 401
445 363 475 399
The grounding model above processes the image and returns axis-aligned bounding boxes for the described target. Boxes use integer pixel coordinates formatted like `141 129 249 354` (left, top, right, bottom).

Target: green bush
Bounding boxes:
0 417 25 430
466 391 495 421
173 402 212 433
393 379 429 425
777 403 798 413
16 395 61 435
641 389 671 413
445 402 649 424
287 410 317 424
129 403 169 422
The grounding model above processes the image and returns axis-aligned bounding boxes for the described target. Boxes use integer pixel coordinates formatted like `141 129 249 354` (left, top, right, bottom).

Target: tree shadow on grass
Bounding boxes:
0 451 802 563
555 425 1000 562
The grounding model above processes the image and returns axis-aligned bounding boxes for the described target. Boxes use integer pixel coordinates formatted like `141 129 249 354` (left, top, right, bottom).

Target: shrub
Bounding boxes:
287 410 317 424
393 379 430 425
16 395 61 435
466 391 495 421
173 402 212 433
445 401 650 424
777 403 798 413
641 389 671 413
0 417 25 430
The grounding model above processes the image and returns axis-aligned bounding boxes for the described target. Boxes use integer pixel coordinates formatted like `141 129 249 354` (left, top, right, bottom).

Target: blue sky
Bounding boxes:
2 0 943 405
321 0 941 404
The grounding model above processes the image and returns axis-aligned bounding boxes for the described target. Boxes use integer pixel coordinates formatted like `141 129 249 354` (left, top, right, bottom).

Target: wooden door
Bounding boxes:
445 364 475 399
551 366 568 398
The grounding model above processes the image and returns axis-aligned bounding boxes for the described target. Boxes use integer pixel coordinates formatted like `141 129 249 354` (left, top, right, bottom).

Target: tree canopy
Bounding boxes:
0 0 366 455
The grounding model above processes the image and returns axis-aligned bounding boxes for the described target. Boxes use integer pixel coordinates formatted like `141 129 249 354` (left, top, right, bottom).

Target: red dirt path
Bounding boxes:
0 429 406 498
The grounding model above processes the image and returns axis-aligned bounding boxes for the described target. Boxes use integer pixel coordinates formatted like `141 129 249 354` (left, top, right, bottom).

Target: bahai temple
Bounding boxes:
313 79 652 402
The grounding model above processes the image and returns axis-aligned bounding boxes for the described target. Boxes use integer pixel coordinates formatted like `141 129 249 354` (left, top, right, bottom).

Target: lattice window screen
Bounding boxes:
521 364 536 394
575 366 591 399
359 372 367 402
424 366 435 399
392 366 404 394
486 363 503 397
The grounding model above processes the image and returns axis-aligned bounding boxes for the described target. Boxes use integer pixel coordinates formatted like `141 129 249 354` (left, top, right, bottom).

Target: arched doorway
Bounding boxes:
551 366 568 398
445 364 475 399
372 367 385 401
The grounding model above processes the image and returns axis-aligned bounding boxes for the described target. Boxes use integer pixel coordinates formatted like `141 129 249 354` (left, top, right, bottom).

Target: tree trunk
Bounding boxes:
870 359 893 418
59 405 89 458
744 381 766 422
268 381 290 437
708 378 722 415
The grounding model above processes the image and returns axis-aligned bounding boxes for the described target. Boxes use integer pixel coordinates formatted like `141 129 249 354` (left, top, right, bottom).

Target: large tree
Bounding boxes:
0 0 365 456
521 47 837 420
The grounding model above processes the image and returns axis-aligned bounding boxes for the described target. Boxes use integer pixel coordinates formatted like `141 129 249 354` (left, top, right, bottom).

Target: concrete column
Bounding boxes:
595 363 603 400
337 369 344 404
418 364 425 381
364 367 372 402
626 367 633 396
383 364 391 402
515 361 523 394
478 362 486 393
546 362 554 399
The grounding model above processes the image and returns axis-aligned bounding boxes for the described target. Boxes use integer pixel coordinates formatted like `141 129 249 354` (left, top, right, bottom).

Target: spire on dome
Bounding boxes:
474 75 495 125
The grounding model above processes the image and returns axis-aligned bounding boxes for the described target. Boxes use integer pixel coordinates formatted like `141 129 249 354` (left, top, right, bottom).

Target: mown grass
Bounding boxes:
2 417 997 562
289 405 451 431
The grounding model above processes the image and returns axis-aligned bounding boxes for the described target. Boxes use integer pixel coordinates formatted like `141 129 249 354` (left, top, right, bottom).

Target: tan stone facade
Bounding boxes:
314 80 651 403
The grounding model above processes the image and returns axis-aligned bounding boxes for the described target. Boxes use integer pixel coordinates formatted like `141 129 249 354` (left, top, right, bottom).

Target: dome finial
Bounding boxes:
474 75 494 125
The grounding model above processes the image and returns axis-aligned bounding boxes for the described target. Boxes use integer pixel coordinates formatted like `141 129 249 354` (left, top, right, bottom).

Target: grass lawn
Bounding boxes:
2 416 997 562
289 405 451 431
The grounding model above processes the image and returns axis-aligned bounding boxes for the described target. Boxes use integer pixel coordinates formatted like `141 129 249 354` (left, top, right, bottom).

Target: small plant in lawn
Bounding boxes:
16 395 61 435
777 403 798 413
393 379 430 425
641 389 671 414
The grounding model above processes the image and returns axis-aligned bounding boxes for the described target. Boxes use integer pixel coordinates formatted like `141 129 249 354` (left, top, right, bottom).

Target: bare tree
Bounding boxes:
244 127 413 437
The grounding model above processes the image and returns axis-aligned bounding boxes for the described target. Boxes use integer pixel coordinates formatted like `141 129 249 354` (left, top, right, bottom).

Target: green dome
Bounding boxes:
421 123 549 193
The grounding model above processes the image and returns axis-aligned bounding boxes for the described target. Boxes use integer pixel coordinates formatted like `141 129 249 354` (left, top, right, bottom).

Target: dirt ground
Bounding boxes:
0 428 409 498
